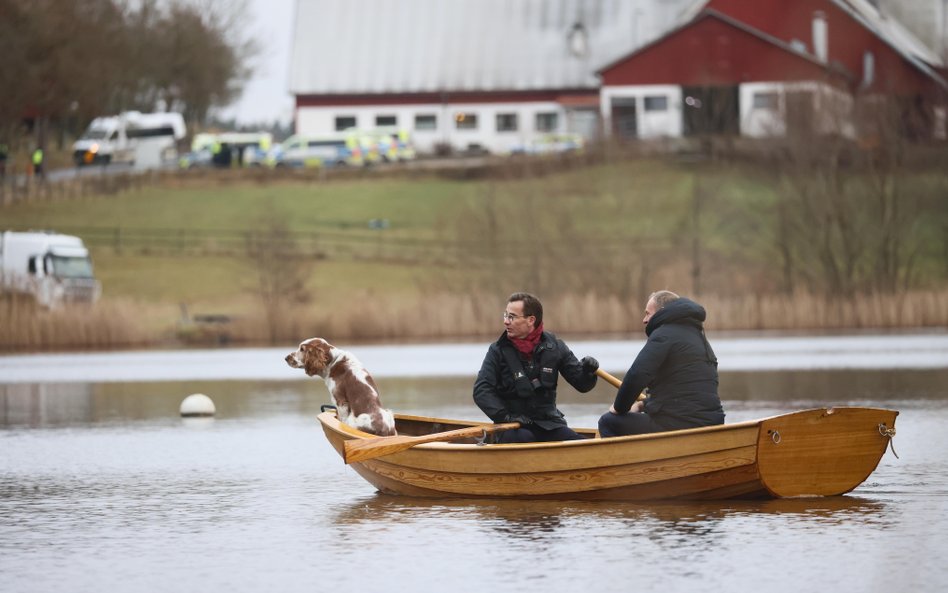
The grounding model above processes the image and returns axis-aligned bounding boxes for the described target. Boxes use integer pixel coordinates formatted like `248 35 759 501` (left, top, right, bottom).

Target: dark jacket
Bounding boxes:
474 331 597 430
613 298 724 430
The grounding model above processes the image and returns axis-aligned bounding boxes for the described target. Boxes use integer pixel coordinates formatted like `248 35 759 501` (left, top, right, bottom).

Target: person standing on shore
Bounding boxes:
31 147 45 180
598 290 725 437
474 292 600 443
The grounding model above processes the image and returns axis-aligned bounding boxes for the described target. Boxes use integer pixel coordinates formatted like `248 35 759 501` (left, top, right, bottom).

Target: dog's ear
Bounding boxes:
303 341 332 376
318 343 332 368
302 342 322 376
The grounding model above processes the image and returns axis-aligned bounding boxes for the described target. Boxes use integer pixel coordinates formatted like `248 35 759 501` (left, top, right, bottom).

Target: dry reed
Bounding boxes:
4 289 947 353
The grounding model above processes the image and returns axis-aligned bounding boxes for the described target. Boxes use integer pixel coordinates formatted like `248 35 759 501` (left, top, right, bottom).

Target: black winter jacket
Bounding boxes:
613 298 725 430
473 331 597 430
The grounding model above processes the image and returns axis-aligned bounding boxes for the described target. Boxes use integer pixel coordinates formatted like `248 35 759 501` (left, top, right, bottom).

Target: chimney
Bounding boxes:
812 11 828 63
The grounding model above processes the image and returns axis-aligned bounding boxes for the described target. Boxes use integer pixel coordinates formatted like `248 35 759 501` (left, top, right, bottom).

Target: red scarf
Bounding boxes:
510 322 544 357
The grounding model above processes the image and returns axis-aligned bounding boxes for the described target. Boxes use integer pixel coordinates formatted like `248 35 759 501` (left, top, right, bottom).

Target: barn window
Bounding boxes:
334 116 356 131
415 114 437 130
496 113 518 132
455 113 478 130
753 92 779 110
644 96 668 112
536 112 558 132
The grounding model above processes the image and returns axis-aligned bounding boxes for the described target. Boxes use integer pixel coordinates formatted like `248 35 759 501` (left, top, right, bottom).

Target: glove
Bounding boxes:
581 356 599 374
505 414 532 426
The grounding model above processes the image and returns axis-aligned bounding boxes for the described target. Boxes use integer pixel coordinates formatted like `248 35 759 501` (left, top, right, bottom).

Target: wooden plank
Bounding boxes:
360 445 758 497
369 425 761 474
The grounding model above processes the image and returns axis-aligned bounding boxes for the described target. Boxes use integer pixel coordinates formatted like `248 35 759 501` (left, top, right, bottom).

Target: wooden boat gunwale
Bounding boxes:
317 406 898 500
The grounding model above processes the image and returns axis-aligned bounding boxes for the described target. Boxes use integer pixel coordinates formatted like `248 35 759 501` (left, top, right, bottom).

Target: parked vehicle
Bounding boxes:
0 231 101 308
179 132 273 168
72 111 186 167
373 126 417 161
344 128 392 164
266 133 365 168
510 133 585 156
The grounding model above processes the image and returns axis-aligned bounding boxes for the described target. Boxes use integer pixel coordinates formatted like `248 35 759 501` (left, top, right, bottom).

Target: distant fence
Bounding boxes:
25 224 649 269
0 150 605 207
0 168 167 206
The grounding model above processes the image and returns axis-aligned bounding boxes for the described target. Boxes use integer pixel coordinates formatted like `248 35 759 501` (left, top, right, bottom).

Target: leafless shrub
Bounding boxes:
243 206 314 344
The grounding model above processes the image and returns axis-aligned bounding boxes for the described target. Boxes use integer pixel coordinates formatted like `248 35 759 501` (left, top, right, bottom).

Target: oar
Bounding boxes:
343 421 521 464
595 368 623 388
596 368 647 402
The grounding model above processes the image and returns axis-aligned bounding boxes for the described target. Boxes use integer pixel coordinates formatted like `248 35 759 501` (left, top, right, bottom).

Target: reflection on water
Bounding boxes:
331 493 889 534
2 364 947 592
2 368 947 428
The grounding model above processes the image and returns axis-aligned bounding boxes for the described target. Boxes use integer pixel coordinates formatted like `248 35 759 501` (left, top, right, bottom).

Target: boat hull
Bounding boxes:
317 407 898 501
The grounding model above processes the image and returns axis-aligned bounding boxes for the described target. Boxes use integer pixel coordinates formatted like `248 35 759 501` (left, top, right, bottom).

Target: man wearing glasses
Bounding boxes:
473 292 599 443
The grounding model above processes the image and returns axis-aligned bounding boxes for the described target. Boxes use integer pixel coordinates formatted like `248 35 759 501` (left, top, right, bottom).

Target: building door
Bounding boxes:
610 97 638 140
682 86 740 136
785 90 814 139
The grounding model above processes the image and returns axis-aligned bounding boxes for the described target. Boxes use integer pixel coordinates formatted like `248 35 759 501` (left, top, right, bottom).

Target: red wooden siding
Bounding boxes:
705 0 939 94
600 14 841 87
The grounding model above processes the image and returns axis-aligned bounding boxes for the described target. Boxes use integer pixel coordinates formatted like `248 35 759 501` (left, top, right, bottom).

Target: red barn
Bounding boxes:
598 0 948 141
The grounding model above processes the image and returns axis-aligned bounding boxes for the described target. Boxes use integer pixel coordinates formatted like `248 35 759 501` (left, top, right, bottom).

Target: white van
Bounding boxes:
73 111 186 168
0 231 101 308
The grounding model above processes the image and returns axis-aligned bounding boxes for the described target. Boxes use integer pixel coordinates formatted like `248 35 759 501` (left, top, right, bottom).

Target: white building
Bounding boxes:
288 0 694 154
288 0 947 150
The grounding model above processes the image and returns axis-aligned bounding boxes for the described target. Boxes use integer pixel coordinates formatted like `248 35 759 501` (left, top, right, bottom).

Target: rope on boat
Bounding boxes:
879 423 899 459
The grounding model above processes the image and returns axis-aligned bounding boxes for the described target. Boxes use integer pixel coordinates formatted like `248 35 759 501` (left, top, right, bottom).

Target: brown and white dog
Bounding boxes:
285 337 396 436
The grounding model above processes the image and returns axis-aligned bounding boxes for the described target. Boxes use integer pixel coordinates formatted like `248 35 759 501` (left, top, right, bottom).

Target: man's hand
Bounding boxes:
580 356 599 374
505 414 532 425
609 401 644 415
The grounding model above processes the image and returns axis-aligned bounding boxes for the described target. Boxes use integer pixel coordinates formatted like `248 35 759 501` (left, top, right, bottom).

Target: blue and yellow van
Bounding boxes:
267 133 364 168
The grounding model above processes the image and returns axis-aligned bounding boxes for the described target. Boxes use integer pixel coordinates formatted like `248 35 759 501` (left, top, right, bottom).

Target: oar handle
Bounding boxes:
343 421 521 464
595 368 646 402
595 368 623 388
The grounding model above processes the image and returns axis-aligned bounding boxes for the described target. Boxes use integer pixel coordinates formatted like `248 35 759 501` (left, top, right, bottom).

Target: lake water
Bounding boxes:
2 333 947 593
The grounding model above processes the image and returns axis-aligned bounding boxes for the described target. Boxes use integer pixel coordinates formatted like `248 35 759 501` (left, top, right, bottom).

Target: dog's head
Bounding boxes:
285 337 335 377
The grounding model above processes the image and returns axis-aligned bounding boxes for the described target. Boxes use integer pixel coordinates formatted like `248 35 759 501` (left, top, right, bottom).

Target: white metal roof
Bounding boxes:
288 0 695 95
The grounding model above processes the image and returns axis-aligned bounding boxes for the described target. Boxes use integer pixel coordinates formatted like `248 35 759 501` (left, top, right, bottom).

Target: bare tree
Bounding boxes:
244 208 314 344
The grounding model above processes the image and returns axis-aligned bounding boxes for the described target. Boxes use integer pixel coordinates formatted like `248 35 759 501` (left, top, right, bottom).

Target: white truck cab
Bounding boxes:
0 231 101 308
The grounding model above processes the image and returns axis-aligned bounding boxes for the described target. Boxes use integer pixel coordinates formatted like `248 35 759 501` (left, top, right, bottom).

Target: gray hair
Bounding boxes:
648 290 680 309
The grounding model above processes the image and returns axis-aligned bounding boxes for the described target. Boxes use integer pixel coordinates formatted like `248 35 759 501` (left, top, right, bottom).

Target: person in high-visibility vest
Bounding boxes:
31 147 44 179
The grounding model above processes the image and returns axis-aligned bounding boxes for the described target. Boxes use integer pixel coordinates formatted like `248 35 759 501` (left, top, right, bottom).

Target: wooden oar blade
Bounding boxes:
343 422 520 464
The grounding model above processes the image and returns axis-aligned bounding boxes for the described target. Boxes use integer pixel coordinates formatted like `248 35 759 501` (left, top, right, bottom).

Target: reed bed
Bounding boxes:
0 297 158 352
6 288 943 353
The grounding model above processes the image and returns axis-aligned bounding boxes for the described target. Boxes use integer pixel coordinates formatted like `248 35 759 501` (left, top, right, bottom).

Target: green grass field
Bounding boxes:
3 155 946 350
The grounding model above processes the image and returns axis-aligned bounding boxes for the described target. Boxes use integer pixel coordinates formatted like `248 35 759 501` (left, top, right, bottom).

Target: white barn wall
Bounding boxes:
600 84 683 138
739 81 857 138
296 101 575 154
740 82 787 137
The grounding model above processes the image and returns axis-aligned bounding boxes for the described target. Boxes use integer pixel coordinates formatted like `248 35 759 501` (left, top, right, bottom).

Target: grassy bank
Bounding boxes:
2 154 946 351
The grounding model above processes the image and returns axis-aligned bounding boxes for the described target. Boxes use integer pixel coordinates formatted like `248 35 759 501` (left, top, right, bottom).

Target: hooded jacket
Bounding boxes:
613 298 724 430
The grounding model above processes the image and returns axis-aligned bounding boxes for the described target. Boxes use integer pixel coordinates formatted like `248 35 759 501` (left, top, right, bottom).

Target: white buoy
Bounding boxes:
180 393 216 417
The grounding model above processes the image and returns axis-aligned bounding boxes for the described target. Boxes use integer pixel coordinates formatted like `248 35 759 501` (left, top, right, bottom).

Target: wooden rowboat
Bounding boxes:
317 406 898 501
